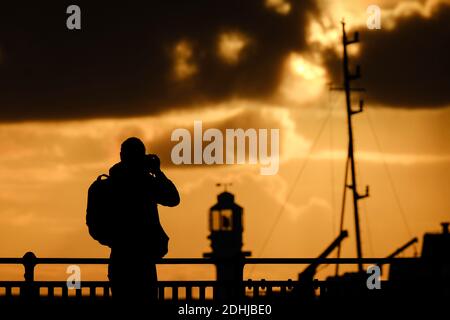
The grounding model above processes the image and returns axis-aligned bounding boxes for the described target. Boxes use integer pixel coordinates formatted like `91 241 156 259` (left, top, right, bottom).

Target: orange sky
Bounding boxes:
0 0 449 283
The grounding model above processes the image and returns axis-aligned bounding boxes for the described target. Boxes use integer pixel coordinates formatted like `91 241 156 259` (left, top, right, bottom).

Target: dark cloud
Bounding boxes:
324 1 450 108
0 0 317 122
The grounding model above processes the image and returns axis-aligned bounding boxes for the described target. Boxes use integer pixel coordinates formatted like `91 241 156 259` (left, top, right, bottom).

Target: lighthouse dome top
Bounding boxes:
210 191 242 211
218 191 234 203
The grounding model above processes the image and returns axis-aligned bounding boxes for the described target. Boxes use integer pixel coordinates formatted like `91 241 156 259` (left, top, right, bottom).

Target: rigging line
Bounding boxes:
361 200 375 257
357 161 375 257
246 109 333 279
256 112 332 256
350 148 377 263
335 156 349 276
329 92 337 239
365 108 417 254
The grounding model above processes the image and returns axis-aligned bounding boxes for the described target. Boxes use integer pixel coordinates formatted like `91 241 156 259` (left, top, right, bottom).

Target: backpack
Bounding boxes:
86 174 114 247
86 173 170 258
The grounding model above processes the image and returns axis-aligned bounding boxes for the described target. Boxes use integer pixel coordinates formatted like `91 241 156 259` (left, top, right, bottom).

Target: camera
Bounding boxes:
144 153 160 173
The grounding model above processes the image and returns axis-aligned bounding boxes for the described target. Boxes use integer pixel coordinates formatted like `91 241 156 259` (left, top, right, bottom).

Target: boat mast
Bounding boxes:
340 21 369 273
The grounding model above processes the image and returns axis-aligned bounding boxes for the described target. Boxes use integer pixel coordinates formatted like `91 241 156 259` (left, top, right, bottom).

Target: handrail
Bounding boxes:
1 253 445 302
0 257 423 265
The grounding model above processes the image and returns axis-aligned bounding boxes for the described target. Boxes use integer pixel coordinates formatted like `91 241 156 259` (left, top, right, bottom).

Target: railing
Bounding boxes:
0 252 421 302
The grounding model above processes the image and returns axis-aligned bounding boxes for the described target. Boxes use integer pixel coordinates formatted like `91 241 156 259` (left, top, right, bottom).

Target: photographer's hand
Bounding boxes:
152 154 161 173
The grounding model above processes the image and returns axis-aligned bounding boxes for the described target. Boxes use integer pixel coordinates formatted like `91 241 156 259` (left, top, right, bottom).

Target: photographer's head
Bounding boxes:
120 137 146 165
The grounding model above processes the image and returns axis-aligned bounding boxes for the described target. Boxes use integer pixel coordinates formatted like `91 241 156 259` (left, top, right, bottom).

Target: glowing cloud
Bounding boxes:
278 53 327 105
265 0 291 15
217 32 249 65
173 40 197 80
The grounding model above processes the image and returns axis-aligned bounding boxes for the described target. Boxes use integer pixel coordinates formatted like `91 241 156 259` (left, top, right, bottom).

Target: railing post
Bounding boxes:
22 251 38 300
158 285 165 301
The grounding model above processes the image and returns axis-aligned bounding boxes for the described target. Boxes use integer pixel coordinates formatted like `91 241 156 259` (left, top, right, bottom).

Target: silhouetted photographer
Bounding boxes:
86 137 180 304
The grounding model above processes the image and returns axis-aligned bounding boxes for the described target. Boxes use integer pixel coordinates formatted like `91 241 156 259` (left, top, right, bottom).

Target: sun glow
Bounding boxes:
290 54 325 80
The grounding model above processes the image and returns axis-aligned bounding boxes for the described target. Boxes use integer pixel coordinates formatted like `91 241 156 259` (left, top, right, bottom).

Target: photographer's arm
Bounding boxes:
153 170 180 207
